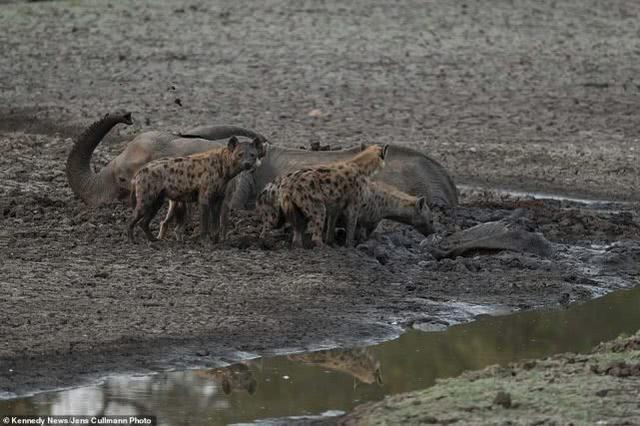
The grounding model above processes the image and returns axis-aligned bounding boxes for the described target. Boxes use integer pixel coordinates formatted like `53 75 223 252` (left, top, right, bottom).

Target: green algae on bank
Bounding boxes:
341 331 640 425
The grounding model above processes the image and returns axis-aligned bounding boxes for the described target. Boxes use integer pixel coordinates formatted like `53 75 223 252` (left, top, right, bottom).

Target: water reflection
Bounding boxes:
288 348 382 385
196 363 258 395
2 287 640 425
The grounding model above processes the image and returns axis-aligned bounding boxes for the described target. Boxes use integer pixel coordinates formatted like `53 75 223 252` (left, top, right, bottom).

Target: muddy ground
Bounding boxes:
342 330 640 425
1 0 640 399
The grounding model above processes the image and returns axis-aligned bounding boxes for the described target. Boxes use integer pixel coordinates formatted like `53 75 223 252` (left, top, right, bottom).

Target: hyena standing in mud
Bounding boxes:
351 181 434 241
256 174 434 245
128 137 261 242
273 145 388 247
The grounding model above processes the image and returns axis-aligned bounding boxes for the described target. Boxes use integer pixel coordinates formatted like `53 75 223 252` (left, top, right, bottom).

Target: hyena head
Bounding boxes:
352 144 389 175
227 136 264 171
412 196 434 236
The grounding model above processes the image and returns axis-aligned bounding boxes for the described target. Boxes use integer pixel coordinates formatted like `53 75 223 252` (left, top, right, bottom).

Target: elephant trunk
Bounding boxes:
65 111 133 206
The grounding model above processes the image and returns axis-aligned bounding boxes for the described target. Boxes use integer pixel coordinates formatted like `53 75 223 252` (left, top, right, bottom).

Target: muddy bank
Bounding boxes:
341 330 640 425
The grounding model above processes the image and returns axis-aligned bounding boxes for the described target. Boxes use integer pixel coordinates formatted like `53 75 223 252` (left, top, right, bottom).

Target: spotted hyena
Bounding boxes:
257 176 433 244
275 144 388 247
352 180 434 242
128 136 261 242
256 179 286 239
288 347 382 385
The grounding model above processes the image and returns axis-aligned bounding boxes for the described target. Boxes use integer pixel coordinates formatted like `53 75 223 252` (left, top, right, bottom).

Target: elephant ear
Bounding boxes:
227 136 239 151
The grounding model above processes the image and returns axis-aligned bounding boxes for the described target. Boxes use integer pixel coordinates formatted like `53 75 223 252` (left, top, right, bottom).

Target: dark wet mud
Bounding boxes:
1 0 640 410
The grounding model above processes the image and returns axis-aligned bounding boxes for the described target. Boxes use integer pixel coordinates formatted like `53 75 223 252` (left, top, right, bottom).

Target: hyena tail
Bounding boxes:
281 194 306 233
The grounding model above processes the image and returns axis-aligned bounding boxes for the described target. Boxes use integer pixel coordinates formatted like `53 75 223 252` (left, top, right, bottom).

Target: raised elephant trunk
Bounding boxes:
65 111 133 206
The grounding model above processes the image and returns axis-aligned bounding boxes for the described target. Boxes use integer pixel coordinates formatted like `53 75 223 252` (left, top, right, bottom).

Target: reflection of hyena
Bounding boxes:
288 347 382 385
128 137 261 242
277 145 388 247
196 362 257 395
257 176 434 244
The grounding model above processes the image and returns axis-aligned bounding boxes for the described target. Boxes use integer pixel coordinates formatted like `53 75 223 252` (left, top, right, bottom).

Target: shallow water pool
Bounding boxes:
2 286 640 425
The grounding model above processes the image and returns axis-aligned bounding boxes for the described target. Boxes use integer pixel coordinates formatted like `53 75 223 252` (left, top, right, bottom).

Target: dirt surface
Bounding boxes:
341 330 640 425
1 0 640 398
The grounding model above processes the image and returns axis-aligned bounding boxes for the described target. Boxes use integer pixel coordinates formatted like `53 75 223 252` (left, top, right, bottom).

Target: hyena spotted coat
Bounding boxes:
277 145 388 247
354 180 434 241
256 176 434 244
128 137 261 242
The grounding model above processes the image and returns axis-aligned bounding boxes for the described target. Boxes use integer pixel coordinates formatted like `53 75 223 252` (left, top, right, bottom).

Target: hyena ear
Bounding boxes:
252 137 266 157
381 144 390 159
360 143 367 152
228 136 239 151
416 196 427 212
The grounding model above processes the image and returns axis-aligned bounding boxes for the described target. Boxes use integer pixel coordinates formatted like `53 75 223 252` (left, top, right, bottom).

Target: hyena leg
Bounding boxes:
139 196 164 242
259 206 280 239
217 198 230 242
209 196 224 243
343 205 359 247
173 202 188 241
324 210 338 245
355 225 370 244
198 187 215 241
199 202 211 240
128 207 145 243
157 200 177 240
304 203 326 248
285 204 307 248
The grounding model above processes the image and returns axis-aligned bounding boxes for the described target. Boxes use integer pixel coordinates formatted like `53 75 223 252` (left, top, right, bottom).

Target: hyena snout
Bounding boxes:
415 220 435 237
243 153 260 170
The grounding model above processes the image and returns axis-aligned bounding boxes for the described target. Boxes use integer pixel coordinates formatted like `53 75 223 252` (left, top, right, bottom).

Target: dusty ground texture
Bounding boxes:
341 331 640 425
1 0 640 398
